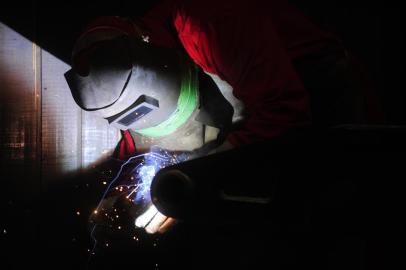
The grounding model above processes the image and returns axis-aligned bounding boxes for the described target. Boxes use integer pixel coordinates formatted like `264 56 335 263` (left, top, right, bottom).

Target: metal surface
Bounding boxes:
0 22 40 200
0 22 120 193
151 142 280 219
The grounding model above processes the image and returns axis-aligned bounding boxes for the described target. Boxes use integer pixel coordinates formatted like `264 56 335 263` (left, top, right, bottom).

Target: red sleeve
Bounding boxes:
116 130 137 160
174 0 311 145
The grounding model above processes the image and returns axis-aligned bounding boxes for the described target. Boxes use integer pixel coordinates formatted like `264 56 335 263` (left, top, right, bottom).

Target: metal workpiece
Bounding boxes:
150 142 283 219
149 125 406 220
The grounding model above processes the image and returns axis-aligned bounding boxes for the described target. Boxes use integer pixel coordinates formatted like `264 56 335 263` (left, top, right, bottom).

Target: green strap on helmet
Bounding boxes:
133 59 199 137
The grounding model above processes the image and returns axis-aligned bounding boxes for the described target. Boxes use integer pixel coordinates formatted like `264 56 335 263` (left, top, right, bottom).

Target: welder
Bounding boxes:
65 0 382 234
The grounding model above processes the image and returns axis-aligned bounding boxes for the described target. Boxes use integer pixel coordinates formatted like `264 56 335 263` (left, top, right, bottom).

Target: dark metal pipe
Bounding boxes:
150 142 284 219
150 125 406 219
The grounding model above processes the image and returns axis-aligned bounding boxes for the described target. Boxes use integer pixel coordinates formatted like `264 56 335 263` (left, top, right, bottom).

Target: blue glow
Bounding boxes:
89 146 190 256
129 146 184 204
135 165 156 202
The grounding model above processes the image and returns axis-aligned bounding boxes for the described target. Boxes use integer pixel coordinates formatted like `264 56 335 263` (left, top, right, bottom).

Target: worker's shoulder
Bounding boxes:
175 0 252 21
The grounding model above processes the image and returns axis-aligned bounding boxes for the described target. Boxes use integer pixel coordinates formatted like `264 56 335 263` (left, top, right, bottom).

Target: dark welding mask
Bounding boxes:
64 27 199 138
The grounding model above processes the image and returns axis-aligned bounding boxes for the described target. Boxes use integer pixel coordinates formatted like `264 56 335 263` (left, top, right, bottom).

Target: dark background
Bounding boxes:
1 1 405 269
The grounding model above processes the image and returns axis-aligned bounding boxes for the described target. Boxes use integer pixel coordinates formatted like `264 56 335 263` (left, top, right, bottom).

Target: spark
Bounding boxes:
126 185 139 199
134 165 156 203
76 211 80 216
89 146 191 256
142 35 150 43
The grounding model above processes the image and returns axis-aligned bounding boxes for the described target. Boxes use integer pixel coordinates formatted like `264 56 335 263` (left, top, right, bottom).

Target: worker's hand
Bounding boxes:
134 204 178 234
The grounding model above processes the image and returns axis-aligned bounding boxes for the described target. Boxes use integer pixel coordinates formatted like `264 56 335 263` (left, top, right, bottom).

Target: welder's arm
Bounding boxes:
195 7 311 145
208 140 234 155
226 94 311 146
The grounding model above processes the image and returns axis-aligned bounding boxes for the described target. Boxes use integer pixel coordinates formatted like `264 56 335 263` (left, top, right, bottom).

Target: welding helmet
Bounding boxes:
64 17 199 138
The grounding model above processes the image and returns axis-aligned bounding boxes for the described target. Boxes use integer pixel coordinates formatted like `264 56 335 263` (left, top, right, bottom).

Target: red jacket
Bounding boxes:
117 0 340 159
